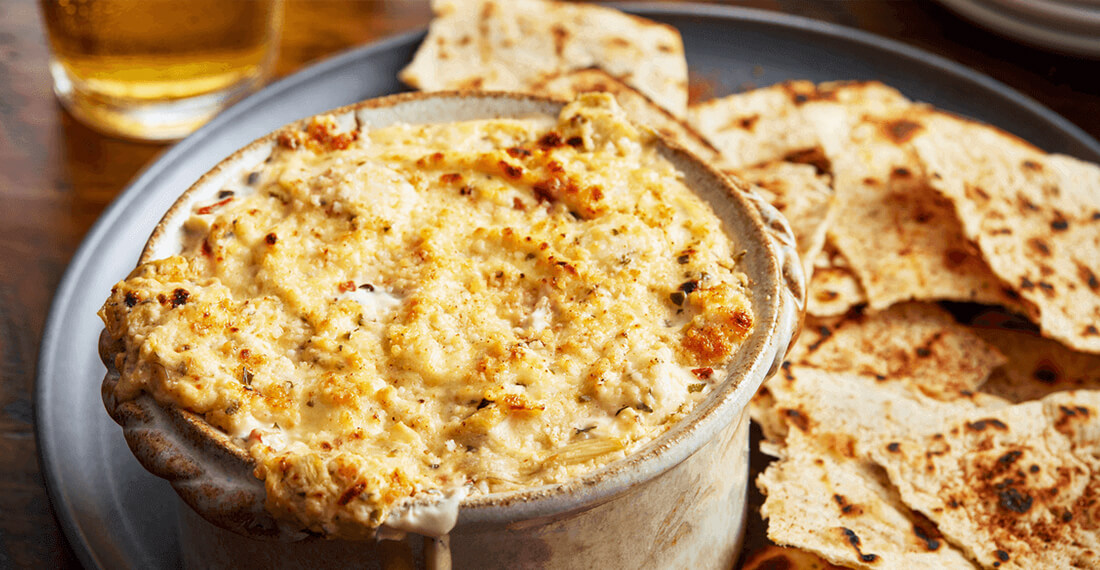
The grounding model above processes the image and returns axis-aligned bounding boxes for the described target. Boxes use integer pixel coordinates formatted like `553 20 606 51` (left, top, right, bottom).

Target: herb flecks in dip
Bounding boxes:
100 94 754 539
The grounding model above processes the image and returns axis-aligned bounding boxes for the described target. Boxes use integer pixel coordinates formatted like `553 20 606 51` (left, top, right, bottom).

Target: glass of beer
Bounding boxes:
39 0 284 141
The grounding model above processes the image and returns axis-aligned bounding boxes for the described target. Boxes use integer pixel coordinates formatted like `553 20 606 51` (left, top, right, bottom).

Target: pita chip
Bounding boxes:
799 303 1006 398
911 112 1100 353
760 364 1006 447
867 390 1100 569
758 430 977 569
807 244 867 317
687 81 819 170
973 326 1100 403
400 0 689 114
750 315 846 443
733 161 834 278
688 80 910 170
803 105 1021 311
532 68 719 161
752 305 1005 443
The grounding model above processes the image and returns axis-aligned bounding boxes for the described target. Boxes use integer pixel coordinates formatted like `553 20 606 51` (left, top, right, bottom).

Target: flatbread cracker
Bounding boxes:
733 161 834 278
759 430 977 569
911 112 1100 353
867 390 1100 569
803 105 1021 311
760 364 1006 447
688 80 910 170
807 244 867 317
688 81 819 170
799 303 1006 398
974 326 1100 403
532 68 719 161
750 315 846 443
400 0 689 114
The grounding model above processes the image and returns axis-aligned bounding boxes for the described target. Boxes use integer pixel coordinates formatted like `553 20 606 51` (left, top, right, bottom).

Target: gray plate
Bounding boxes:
36 4 1100 569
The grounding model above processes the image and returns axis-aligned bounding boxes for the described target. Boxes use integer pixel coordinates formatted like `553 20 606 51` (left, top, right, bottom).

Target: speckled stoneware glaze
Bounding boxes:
99 91 805 569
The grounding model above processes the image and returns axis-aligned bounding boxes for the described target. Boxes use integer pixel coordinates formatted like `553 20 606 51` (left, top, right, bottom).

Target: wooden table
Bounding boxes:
1 0 1097 567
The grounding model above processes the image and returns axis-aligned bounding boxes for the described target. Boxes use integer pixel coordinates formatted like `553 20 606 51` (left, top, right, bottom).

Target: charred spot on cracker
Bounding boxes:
832 494 863 516
549 24 568 57
1053 405 1093 434
912 517 942 552
891 166 912 179
781 147 832 175
780 360 794 381
738 115 760 131
782 408 811 431
967 418 1008 432
1076 262 1100 292
805 325 833 352
997 487 1034 514
839 527 879 563
882 118 923 144
1016 193 1040 212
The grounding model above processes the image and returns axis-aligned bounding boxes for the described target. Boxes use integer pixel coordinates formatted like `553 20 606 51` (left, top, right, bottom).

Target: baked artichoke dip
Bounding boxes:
100 94 754 539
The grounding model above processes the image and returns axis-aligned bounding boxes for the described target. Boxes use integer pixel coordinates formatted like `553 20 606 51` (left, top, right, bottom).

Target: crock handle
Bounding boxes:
100 330 308 541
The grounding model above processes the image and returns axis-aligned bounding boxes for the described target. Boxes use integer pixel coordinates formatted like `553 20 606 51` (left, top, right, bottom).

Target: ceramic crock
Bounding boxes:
100 91 805 569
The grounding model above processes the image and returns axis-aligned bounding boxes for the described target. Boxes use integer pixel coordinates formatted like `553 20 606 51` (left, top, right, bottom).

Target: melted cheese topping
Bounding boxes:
100 95 754 539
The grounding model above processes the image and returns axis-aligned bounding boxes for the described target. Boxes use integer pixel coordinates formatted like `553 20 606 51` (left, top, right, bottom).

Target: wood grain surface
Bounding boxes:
1 0 1097 567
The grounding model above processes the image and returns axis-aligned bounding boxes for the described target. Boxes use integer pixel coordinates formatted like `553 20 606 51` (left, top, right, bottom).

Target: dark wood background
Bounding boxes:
1 0 1097 567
